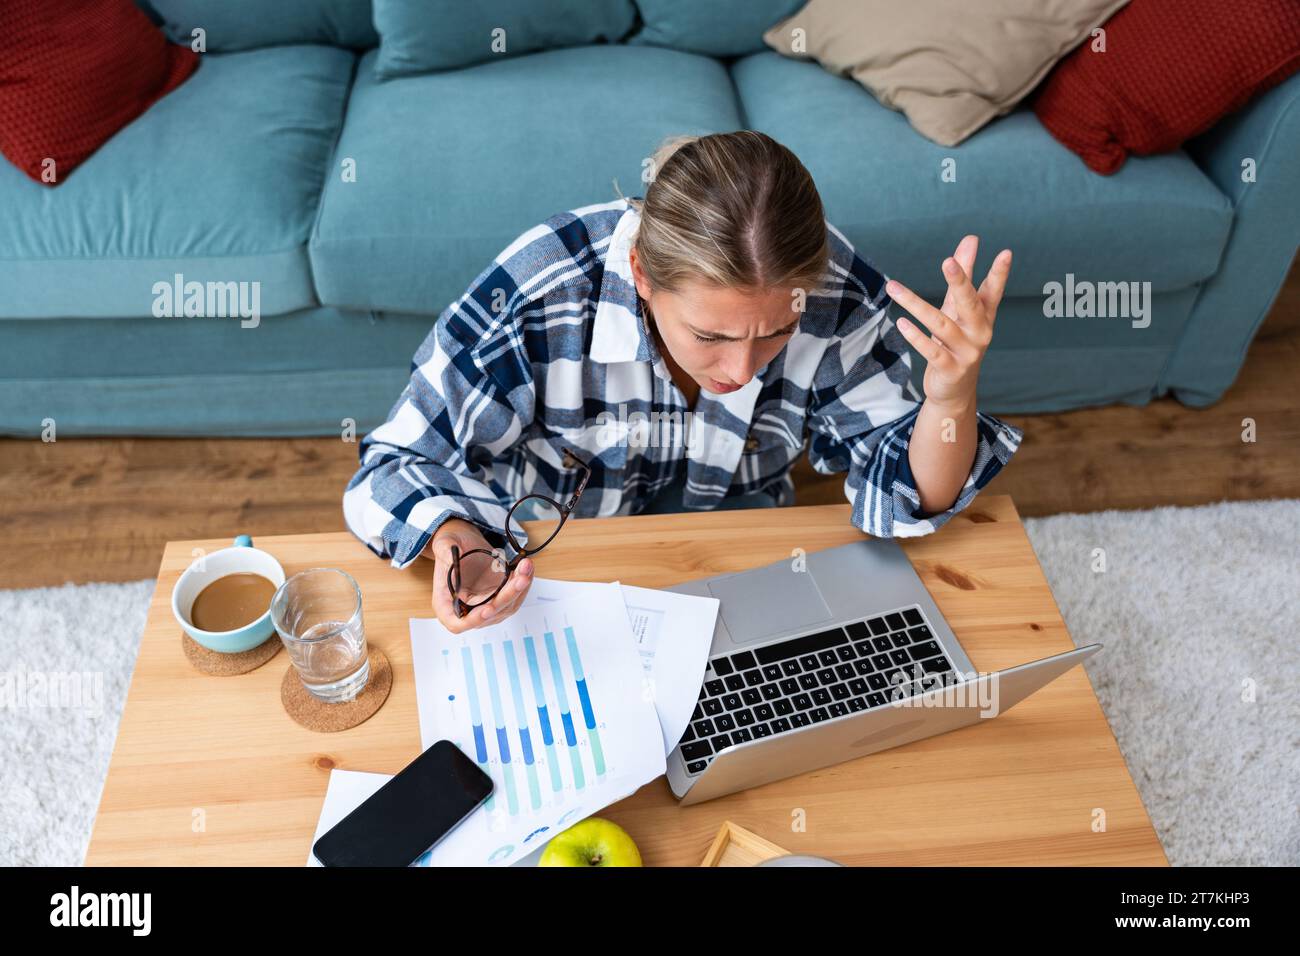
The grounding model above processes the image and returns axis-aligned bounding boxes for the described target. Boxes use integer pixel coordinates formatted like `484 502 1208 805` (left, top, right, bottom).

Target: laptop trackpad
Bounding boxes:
707 564 834 645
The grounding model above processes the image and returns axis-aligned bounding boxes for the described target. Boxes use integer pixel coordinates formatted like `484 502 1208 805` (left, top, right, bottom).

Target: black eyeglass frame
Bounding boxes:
447 447 592 619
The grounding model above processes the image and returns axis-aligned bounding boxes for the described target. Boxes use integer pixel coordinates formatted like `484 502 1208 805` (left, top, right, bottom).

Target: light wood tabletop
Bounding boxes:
86 495 1167 866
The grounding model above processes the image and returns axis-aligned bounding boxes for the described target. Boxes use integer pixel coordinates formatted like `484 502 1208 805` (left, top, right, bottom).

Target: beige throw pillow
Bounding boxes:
764 0 1130 146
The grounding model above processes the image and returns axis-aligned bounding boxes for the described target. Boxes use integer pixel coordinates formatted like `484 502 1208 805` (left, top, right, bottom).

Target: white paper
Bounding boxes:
523 578 718 755
408 586 665 866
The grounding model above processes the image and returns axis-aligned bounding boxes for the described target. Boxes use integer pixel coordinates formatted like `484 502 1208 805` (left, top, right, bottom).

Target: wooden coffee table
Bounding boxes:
86 495 1167 866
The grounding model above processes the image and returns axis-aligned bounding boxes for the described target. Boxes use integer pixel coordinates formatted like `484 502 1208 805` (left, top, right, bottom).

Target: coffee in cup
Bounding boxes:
190 572 278 632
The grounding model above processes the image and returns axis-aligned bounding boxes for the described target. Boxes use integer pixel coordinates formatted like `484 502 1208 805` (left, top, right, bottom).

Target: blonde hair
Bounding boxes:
623 131 828 294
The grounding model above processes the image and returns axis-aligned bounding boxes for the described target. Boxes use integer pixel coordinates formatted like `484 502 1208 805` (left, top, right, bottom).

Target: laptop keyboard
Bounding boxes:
675 605 959 777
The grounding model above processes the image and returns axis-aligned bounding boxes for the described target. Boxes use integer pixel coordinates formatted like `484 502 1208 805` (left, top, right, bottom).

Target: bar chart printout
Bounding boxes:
410 587 665 866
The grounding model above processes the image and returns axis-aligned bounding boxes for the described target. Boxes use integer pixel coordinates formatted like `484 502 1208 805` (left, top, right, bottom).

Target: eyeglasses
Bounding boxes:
447 447 592 619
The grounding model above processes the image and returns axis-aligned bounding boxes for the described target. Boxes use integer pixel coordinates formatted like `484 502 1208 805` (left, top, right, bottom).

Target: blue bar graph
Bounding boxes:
544 629 585 791
480 644 519 816
448 614 621 833
523 635 564 793
564 626 606 776
459 647 494 812
502 639 541 811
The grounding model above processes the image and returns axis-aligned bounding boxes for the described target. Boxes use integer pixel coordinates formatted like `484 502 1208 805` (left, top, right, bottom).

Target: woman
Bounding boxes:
343 131 1023 632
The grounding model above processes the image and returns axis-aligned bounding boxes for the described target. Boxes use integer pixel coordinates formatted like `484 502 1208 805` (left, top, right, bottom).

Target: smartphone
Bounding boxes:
312 740 493 867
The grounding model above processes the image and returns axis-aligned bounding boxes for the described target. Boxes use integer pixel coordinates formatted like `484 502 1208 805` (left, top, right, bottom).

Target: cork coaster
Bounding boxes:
182 631 282 676
280 647 392 733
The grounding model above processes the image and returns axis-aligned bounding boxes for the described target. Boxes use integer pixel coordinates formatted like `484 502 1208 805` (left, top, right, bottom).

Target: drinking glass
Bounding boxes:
271 568 369 702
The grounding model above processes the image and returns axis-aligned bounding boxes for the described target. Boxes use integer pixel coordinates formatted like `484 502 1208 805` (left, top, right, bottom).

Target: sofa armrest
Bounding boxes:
1160 73 1300 405
1185 72 1300 206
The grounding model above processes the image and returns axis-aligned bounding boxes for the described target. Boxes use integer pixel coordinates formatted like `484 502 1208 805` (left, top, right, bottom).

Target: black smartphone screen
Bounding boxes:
312 740 493 867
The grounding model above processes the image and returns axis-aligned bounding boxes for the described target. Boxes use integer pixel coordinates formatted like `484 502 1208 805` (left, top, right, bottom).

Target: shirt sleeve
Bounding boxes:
342 264 537 569
805 253 1024 538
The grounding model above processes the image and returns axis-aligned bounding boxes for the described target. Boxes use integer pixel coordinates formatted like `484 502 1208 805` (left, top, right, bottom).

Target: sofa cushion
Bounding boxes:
629 0 804 56
0 0 198 186
311 45 743 315
732 51 1233 298
1035 0 1300 174
372 0 636 77
143 0 378 51
763 0 1130 147
0 45 355 320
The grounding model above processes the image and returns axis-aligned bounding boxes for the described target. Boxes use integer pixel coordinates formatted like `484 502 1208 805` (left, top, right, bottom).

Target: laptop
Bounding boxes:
664 537 1100 805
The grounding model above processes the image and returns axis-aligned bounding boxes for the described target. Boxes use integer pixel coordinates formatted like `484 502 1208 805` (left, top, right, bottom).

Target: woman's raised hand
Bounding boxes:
883 235 1012 410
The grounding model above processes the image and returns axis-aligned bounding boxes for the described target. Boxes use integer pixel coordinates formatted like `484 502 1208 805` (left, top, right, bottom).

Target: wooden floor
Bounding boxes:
3 260 1297 589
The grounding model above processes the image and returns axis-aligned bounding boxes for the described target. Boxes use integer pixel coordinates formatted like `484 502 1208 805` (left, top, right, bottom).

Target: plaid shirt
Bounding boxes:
344 199 1023 568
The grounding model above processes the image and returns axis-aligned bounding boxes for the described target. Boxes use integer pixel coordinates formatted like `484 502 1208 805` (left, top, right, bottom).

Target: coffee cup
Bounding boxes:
171 535 286 653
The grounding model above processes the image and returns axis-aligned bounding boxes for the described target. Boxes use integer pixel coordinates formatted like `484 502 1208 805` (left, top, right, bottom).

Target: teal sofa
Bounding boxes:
2 0 1297 436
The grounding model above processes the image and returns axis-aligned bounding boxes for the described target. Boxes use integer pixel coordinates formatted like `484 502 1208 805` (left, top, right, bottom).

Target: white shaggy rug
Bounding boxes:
0 578 154 867
1022 498 1299 866
1 499 1296 866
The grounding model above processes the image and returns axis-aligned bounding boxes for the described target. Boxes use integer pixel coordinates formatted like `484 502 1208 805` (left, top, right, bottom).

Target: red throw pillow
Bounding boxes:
0 0 198 186
1033 0 1300 174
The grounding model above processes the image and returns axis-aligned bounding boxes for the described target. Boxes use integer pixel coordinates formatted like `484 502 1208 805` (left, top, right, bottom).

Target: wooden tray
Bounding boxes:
699 821 791 867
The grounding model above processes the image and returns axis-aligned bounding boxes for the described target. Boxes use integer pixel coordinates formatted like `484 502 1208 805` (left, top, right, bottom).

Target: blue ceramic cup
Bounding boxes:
171 535 286 653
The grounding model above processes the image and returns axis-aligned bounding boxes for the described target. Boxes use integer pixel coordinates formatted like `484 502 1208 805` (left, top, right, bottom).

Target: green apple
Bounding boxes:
539 817 642 867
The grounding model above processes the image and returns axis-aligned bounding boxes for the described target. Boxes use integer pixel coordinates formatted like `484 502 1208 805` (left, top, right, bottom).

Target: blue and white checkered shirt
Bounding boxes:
344 199 1023 567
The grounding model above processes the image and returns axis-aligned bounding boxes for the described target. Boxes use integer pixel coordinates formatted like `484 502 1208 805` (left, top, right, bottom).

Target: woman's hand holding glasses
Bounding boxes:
423 447 592 633
427 518 534 633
